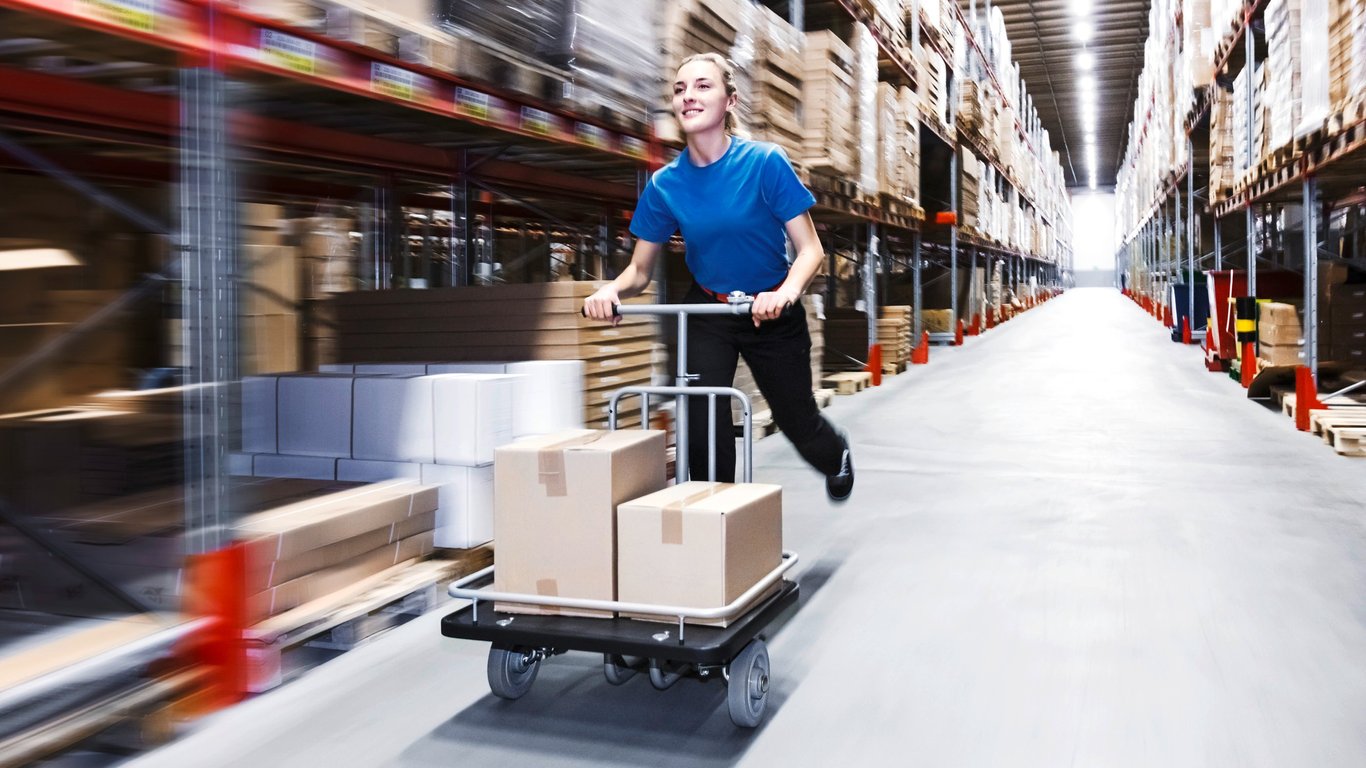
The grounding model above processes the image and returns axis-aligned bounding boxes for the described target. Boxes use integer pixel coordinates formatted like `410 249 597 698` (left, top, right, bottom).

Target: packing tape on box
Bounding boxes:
661 483 732 545
536 432 605 497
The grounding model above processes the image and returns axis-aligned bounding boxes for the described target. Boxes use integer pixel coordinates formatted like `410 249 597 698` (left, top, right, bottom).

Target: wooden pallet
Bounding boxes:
813 388 836 410
244 548 492 693
821 371 871 395
882 360 907 376
1325 424 1366 457
1310 408 1366 441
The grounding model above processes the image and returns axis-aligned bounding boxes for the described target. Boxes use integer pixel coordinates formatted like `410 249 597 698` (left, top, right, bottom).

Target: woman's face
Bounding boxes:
673 60 733 136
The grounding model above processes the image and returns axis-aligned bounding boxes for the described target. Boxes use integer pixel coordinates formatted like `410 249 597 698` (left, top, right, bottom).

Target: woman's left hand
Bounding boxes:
751 286 800 326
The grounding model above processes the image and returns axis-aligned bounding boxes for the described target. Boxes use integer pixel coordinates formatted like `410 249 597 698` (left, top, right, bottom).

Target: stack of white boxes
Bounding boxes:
236 360 583 548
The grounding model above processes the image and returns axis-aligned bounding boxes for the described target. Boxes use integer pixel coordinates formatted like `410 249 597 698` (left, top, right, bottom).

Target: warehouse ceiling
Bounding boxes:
985 0 1151 191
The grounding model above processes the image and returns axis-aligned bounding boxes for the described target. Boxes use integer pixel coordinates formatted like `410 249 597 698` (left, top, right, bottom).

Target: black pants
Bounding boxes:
683 283 844 482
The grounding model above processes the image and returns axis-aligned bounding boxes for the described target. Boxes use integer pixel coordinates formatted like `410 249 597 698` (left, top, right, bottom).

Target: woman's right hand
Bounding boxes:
583 285 622 325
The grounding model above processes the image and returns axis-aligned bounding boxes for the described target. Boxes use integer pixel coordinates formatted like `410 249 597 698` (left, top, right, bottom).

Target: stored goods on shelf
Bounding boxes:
799 31 858 177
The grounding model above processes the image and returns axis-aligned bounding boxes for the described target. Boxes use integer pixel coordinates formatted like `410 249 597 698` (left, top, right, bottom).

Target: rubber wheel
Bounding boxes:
487 645 540 700
603 654 637 686
726 639 769 728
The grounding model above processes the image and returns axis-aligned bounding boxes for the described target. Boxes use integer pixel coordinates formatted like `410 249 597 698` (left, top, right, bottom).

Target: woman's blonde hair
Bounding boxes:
677 52 740 134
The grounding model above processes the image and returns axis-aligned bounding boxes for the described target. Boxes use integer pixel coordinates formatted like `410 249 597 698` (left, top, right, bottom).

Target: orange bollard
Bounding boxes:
911 330 930 365
1182 315 1192 345
1240 341 1257 388
865 343 883 386
985 309 995 330
1294 365 1327 432
955 318 965 346
968 313 981 336
183 542 249 710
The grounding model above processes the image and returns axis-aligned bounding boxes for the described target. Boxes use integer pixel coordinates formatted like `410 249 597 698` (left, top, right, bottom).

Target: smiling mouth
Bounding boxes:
682 108 703 117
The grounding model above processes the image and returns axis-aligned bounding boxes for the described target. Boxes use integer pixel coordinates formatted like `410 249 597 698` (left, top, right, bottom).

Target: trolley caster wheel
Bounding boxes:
603 654 639 686
726 639 770 728
487 644 540 700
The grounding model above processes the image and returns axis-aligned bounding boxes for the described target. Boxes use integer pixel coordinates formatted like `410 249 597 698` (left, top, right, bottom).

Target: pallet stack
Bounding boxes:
917 43 951 134
961 150 982 234
854 23 880 198
745 6 805 160
331 282 661 430
876 83 919 206
899 85 922 206
1266 0 1303 153
1210 87 1235 202
799 31 858 178
1329 0 1366 114
877 306 913 370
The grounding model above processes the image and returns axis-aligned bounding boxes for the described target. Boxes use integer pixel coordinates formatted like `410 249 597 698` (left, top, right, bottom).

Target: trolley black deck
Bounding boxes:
441 580 799 666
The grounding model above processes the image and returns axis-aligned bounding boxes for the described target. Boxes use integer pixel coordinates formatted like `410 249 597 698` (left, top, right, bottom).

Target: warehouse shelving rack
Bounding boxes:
1114 0 1366 410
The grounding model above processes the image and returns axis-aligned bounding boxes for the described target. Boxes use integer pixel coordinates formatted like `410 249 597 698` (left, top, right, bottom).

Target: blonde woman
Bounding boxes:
584 53 852 501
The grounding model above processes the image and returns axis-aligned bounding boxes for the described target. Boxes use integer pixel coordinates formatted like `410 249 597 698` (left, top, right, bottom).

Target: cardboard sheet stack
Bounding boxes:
917 43 951 135
236 481 438 623
330 282 661 429
236 362 584 548
922 309 954 334
1257 302 1304 368
1210 87 1236 201
822 308 869 373
799 31 857 178
876 83 920 206
1266 0 1303 152
961 150 982 234
877 306 913 368
742 6 804 160
493 429 782 627
658 0 742 75
854 23 880 198
241 204 300 376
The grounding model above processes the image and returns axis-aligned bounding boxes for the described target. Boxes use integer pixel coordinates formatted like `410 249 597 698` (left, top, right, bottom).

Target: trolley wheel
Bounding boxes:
487 644 540 700
603 654 638 686
726 639 770 728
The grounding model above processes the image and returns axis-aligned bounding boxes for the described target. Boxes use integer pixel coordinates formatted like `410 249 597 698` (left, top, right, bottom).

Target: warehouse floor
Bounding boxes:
132 288 1366 767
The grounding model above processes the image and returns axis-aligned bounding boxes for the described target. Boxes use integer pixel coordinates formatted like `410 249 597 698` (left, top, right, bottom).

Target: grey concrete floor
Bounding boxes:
131 287 1366 767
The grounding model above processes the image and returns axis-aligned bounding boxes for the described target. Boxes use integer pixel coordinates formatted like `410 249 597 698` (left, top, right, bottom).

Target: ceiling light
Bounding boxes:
1076 51 1095 70
1089 177 1097 190
1071 0 1093 16
0 247 81 271
1074 21 1094 43
1080 74 1096 92
1085 131 1097 145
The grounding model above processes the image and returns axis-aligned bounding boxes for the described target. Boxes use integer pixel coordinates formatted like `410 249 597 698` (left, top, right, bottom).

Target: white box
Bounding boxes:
427 360 584 437
431 374 514 466
277 374 357 458
241 376 279 454
356 363 429 375
420 463 494 548
253 454 337 481
336 459 422 483
228 453 256 476
318 364 355 373
352 375 435 463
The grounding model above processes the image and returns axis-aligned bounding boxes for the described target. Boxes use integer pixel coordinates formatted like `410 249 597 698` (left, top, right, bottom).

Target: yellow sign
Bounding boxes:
260 29 317 76
78 0 156 32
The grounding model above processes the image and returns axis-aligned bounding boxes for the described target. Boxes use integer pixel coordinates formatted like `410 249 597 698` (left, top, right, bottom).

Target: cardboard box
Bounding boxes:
247 532 433 622
616 482 782 627
1258 302 1303 345
246 511 436 593
242 376 280 454
428 360 584 437
431 374 514 466
493 429 666 617
420 463 494 549
277 375 357 457
352 375 435 463
1258 343 1303 367
236 480 437 561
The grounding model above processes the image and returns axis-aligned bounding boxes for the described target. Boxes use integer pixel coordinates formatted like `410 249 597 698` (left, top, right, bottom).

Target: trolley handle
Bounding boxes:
582 294 755 318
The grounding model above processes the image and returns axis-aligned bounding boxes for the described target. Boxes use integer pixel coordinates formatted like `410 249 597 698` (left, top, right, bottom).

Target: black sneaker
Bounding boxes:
826 437 853 502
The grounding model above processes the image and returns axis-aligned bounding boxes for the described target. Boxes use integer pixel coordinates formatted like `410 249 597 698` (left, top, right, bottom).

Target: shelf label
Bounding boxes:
259 29 318 76
77 0 156 32
520 106 554 136
621 136 648 160
574 122 609 150
370 63 429 103
454 88 492 121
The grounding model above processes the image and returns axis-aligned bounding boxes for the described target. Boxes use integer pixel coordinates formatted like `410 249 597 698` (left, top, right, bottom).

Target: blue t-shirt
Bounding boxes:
629 137 816 294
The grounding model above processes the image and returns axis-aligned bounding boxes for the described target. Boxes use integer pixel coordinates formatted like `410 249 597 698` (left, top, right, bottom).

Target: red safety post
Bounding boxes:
1241 342 1257 388
955 318 965 346
183 542 249 711
911 330 930 365
1182 315 1192 345
866 343 883 386
968 313 981 336
1294 365 1327 432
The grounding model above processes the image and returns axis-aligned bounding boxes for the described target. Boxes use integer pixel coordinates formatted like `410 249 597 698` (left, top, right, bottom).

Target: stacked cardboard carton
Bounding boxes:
922 309 954 334
241 204 301 376
659 0 742 75
1257 302 1304 367
1210 87 1236 201
331 282 662 429
853 23 881 197
918 43 951 135
1329 0 1366 111
876 83 920 206
236 481 438 622
743 6 805 160
799 31 857 177
877 306 913 367
961 150 982 233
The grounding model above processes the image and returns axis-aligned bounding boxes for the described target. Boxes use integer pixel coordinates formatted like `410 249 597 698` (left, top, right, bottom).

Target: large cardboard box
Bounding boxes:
420 463 494 549
246 531 434 622
1258 343 1304 367
430 374 514 466
616 482 782 627
493 429 666 617
1258 302 1302 345
236 480 437 563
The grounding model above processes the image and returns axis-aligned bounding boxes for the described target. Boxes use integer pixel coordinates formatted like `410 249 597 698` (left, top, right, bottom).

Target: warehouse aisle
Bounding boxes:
134 288 1366 768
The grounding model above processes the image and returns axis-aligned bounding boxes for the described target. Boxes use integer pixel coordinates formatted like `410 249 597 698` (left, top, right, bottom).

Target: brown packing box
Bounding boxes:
236 480 438 564
1258 302 1302 345
247 531 435 622
616 482 782 628
1258 343 1303 367
245 508 437 591
493 429 666 618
